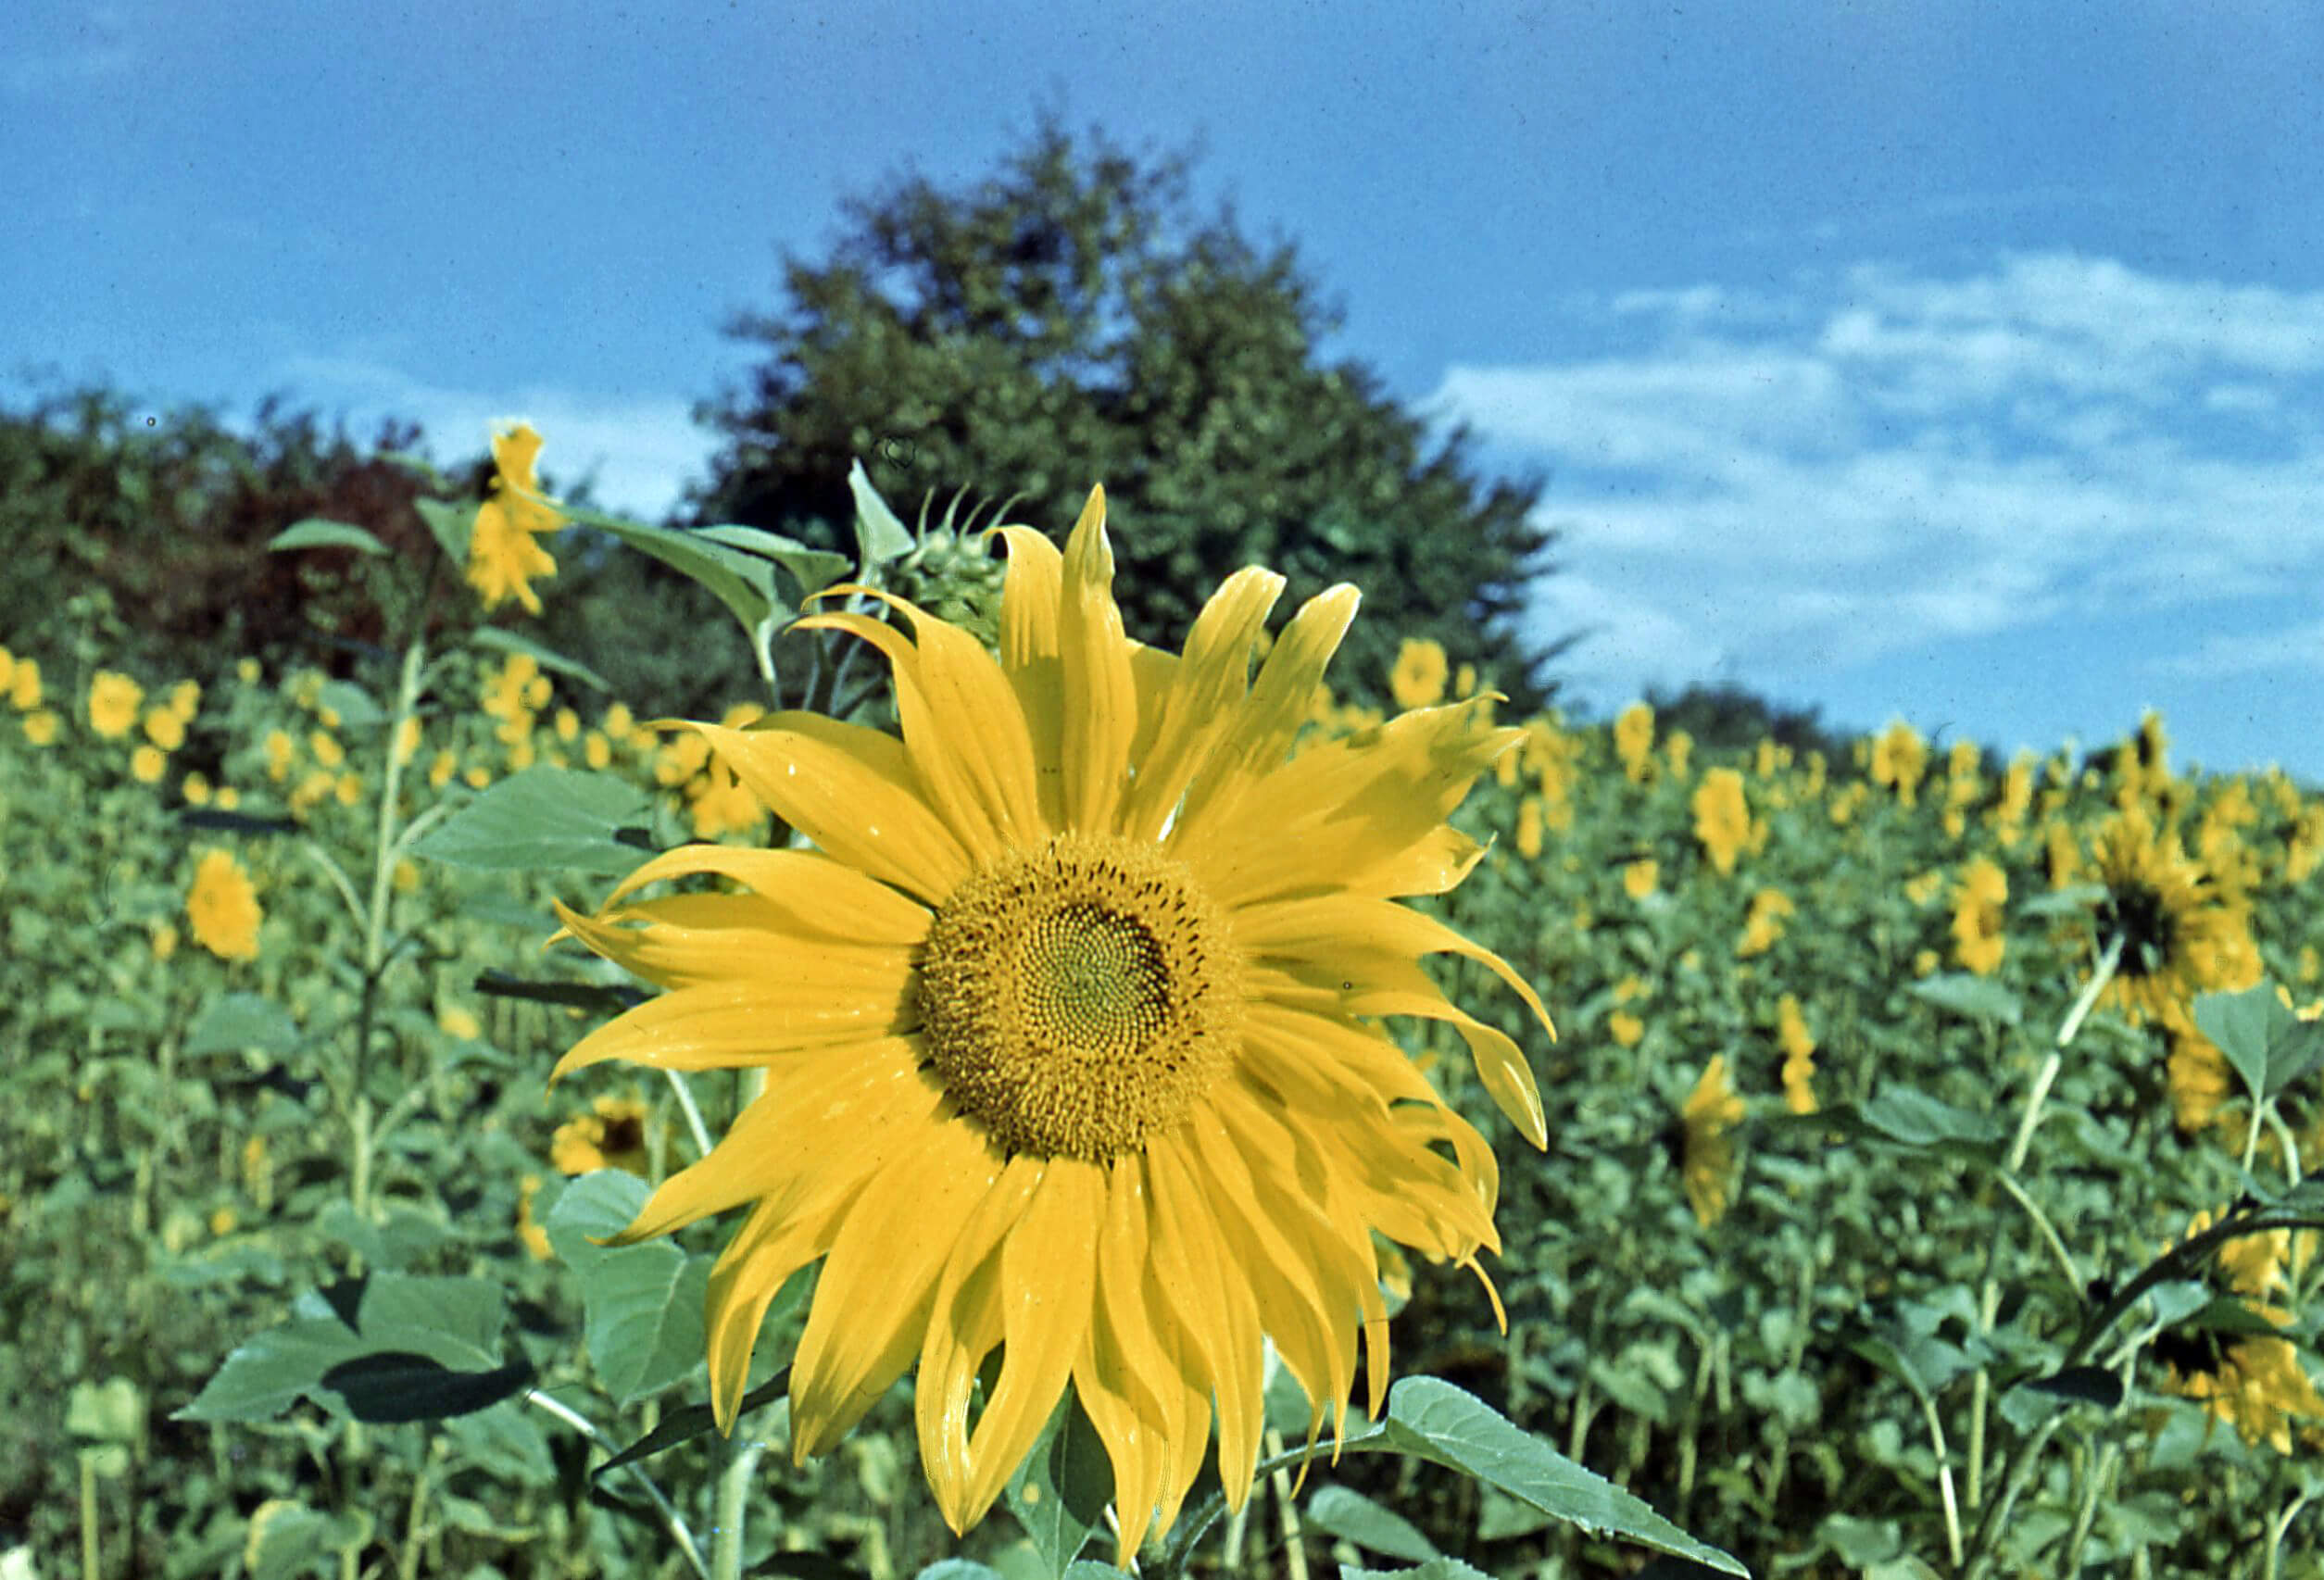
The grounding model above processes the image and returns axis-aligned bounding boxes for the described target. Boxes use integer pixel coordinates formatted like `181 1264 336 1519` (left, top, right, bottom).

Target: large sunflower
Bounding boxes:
551 489 1552 1555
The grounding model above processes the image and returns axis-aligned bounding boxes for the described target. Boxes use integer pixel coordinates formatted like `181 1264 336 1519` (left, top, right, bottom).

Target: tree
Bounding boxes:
690 120 1559 710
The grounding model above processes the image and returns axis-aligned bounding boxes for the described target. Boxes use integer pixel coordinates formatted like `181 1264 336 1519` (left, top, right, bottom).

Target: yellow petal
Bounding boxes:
789 1116 1000 1457
694 717 971 904
608 1038 936 1242
554 895 914 997
1170 583 1359 846
961 1157 1105 1517
1180 699 1515 908
992 525 1066 831
1144 1131 1265 1511
796 594 1044 859
1179 1105 1363 1451
1211 1081 1392 1426
549 976 915 1081
917 1156 1047 1531
1058 488 1137 831
707 1192 843 1433
1071 1157 1167 1555
1118 566 1283 844
1238 893 1555 1047
597 843 932 945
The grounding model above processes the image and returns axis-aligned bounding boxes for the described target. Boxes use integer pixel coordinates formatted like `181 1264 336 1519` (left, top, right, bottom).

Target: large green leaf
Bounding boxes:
176 1273 528 1424
553 501 791 665
1346 1379 1746 1575
408 766 653 876
546 1171 711 1405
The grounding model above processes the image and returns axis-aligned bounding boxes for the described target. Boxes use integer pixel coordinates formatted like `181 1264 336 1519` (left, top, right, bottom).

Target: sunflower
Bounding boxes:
1677 1056 1744 1227
1690 768 1751 877
551 489 1552 1556
2154 1209 2324 1454
1388 637 1450 710
551 1094 654 1176
186 849 263 961
468 422 566 615
2089 807 2260 1027
1949 856 2008 976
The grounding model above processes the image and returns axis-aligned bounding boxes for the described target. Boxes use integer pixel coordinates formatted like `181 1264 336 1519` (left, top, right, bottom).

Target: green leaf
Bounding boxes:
546 1172 712 1405
1348 1378 1744 1576
270 518 389 557
552 501 789 663
592 1377 792 1479
314 678 386 730
1304 1485 1440 1561
693 523 853 603
184 992 302 1057
408 766 653 876
175 1273 527 1424
414 495 474 566
1004 1392 1117 1574
471 627 614 695
245 1502 372 1580
1998 1366 2125 1432
1339 1560 1493 1580
2196 985 2287 1103
1908 973 2022 1026
1836 1088 2003 1164
2018 884 2107 919
848 458 917 568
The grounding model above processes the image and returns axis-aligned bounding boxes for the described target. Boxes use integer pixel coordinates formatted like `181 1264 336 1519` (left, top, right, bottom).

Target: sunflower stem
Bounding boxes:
665 1068 715 1161
523 1389 708 1579
711 1433 765 1580
2054 931 2124 1049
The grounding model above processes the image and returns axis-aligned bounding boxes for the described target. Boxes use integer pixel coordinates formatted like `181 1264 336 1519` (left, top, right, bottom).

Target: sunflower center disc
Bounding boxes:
918 832 1243 1160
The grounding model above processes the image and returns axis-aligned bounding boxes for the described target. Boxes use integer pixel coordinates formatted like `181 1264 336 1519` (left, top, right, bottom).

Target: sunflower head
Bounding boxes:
2092 808 2261 1026
551 484 1552 1556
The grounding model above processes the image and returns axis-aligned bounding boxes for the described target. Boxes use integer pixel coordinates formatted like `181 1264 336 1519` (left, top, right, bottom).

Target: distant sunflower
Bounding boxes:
468 422 565 615
186 848 262 961
1690 769 1751 877
2154 1209 2324 1454
2090 807 2260 1027
1949 856 2008 976
552 488 1552 1556
1388 637 1450 710
1677 1056 1744 1226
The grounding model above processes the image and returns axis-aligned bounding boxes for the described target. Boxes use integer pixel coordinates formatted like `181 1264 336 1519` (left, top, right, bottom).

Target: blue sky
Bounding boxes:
7 0 2323 779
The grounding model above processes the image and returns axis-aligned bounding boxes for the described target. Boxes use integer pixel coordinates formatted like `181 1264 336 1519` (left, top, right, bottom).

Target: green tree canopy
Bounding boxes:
690 121 1561 710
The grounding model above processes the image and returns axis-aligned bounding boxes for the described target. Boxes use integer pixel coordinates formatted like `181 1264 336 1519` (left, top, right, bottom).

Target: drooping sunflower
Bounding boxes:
2089 806 2260 1027
551 489 1552 1555
468 422 566 615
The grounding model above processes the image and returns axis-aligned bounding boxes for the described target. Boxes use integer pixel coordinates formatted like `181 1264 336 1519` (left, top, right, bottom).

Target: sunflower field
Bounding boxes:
7 427 2324 1580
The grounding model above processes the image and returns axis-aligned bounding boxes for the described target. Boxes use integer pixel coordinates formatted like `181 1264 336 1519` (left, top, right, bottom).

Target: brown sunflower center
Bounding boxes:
2101 879 2176 979
917 831 1242 1160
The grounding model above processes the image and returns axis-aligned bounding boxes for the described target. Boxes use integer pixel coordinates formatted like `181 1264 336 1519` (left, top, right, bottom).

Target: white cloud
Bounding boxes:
1431 252 2324 708
270 354 711 520
2146 619 2324 680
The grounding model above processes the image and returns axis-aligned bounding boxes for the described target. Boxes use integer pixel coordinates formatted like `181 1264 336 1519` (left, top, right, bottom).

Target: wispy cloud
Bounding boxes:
1432 252 2324 706
271 354 711 520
